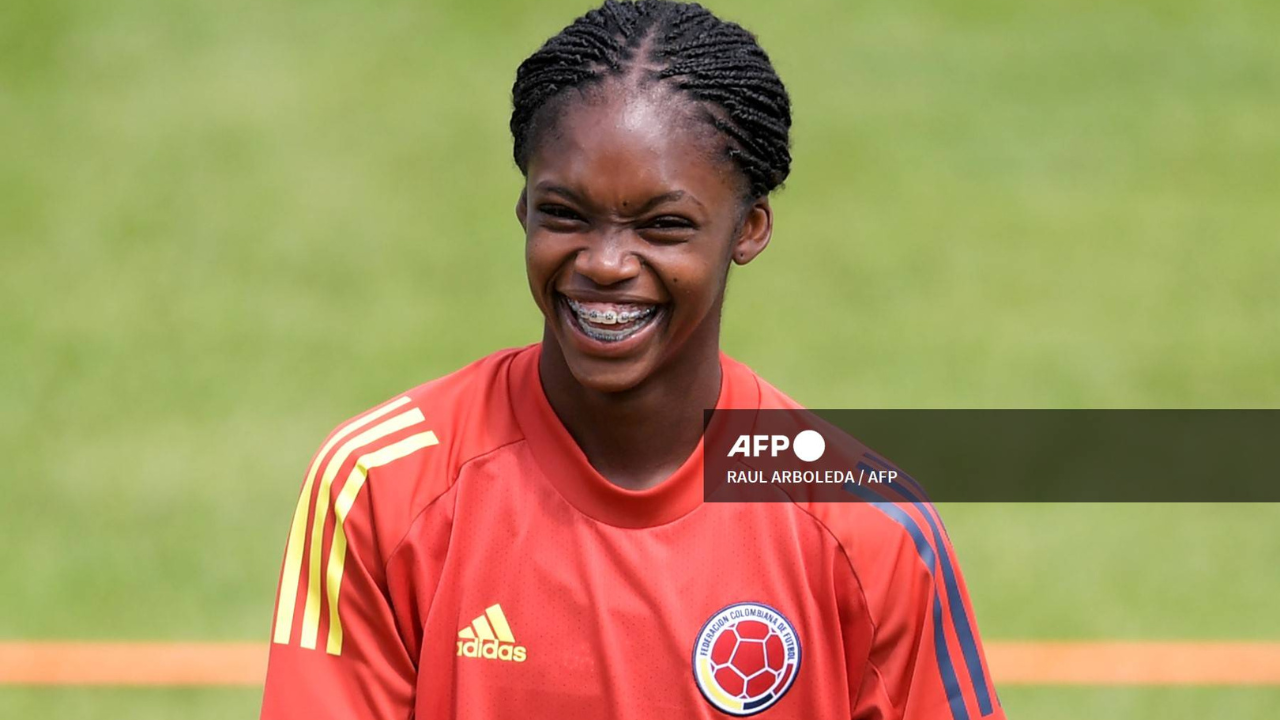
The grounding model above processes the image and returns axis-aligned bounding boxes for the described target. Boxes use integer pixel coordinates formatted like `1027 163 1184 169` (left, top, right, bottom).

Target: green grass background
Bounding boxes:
2 0 1278 717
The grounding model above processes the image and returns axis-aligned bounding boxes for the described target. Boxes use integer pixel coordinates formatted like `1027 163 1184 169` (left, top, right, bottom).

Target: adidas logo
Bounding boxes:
456 604 527 663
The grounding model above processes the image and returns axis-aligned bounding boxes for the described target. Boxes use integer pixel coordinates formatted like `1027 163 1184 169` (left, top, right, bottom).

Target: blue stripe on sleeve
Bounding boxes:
857 462 995 716
865 451 931 501
844 483 970 720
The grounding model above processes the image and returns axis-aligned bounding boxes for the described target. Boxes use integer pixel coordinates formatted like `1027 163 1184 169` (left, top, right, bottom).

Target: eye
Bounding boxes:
640 215 697 243
538 204 585 222
648 215 694 229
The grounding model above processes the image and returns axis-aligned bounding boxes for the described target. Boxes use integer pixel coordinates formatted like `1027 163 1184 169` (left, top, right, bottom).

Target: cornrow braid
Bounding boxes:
510 0 791 199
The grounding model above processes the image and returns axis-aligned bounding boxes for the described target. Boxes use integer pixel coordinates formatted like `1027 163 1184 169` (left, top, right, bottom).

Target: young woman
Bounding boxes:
262 2 1003 718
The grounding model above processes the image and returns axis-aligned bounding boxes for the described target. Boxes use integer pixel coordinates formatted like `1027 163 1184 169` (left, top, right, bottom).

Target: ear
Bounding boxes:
515 188 529 231
730 197 773 266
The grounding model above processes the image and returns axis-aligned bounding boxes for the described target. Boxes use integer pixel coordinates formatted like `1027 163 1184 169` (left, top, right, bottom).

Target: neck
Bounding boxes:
538 333 722 491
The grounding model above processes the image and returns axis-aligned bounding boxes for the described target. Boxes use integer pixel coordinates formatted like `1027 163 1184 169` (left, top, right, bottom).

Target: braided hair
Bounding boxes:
511 0 791 200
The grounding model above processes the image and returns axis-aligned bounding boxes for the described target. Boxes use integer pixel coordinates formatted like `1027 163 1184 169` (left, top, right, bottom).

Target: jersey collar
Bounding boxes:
509 344 760 528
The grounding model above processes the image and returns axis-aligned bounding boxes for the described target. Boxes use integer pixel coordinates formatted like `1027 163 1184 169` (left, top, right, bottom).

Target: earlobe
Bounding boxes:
731 198 773 266
515 188 529 231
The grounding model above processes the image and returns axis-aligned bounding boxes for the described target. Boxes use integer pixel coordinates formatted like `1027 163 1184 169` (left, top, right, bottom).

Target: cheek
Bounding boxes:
524 234 564 313
654 245 729 309
525 233 569 283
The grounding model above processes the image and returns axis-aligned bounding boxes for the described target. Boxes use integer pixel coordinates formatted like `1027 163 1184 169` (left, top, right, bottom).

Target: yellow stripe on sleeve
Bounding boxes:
299 408 426 650
323 430 439 655
272 397 411 645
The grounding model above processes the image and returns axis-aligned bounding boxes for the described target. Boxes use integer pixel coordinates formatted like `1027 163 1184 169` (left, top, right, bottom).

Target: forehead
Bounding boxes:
526 83 742 206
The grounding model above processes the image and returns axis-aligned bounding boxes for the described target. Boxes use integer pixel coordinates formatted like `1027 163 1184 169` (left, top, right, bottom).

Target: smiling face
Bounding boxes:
518 82 773 394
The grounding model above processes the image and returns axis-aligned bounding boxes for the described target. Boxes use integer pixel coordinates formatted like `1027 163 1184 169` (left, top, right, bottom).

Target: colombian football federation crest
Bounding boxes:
692 602 801 716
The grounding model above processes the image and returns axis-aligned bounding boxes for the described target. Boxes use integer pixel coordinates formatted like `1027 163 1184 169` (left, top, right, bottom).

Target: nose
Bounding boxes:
572 232 643 287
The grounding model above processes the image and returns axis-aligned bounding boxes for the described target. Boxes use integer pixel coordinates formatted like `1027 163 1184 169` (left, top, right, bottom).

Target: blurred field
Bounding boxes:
3 687 1280 720
1 0 1277 717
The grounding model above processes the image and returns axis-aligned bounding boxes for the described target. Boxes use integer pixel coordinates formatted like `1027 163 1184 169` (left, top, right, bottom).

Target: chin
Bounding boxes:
560 352 659 395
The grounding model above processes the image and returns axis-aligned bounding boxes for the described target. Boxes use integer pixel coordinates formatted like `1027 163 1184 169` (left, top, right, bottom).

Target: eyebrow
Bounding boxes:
535 183 705 214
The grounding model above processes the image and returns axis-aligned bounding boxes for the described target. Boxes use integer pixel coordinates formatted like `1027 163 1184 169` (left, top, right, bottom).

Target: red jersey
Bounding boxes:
261 345 1004 720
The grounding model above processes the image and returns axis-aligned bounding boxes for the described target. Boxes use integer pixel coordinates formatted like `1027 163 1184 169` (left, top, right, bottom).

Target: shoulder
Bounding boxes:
796 447 951 623
719 353 804 410
720 357 940 592
310 345 533 533
397 344 531 462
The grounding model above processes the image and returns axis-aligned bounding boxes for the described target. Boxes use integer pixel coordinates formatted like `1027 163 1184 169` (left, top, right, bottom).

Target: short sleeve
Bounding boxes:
260 403 444 720
846 501 1005 720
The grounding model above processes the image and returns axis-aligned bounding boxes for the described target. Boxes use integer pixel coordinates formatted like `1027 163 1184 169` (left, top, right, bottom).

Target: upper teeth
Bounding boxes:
566 298 655 325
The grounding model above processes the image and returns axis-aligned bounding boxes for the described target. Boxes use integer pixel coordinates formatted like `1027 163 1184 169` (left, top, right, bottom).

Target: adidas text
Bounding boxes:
456 638 527 662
